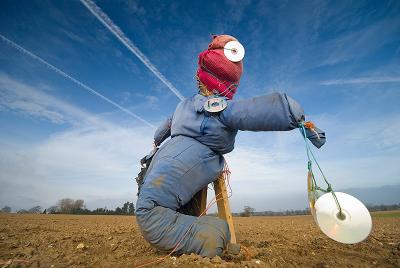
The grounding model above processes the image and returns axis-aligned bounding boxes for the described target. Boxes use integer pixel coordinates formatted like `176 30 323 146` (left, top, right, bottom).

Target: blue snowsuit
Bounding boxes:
136 92 324 257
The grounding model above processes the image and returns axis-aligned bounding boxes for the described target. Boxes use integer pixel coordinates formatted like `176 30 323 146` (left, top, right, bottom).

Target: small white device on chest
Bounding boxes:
204 97 227 113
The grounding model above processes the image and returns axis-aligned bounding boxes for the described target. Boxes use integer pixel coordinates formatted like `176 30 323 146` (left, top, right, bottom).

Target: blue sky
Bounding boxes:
0 0 399 212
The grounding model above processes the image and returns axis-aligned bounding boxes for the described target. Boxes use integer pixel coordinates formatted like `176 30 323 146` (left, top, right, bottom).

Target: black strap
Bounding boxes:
135 148 158 196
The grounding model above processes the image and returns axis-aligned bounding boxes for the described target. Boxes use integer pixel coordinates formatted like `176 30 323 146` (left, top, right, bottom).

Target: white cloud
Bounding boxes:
0 126 153 211
3 99 65 124
337 114 400 151
380 119 400 148
224 0 252 24
0 75 153 210
0 73 115 128
124 0 146 16
319 76 400 86
321 18 400 66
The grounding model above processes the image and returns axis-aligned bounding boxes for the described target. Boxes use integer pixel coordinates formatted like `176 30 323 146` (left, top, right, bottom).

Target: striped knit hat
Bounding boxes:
197 35 243 99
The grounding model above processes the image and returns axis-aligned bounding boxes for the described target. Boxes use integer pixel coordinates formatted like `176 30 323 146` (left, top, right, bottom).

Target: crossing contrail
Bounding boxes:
0 33 155 129
80 0 185 101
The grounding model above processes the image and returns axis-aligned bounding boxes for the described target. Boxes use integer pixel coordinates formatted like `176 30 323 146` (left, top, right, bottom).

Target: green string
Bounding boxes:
299 122 343 217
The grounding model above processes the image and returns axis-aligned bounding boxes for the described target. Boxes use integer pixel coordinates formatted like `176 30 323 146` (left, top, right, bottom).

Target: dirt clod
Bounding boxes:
211 255 223 263
76 243 87 250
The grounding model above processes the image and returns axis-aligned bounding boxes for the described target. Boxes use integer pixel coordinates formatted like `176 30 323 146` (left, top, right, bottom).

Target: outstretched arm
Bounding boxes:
219 92 304 131
219 92 326 147
154 117 172 146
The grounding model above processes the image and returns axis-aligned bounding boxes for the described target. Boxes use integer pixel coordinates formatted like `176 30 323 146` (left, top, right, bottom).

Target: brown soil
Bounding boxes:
0 211 399 267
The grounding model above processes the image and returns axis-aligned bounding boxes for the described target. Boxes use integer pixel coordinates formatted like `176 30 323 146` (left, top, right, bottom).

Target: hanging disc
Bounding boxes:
204 97 227 113
224 41 245 62
314 192 372 244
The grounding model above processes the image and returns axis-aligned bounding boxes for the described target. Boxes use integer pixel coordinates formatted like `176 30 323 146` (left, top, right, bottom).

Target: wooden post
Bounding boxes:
194 175 237 244
213 175 237 244
192 187 208 216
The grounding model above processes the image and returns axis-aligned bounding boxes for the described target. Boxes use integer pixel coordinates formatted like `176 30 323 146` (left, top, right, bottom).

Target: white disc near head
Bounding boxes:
224 41 245 62
314 192 372 244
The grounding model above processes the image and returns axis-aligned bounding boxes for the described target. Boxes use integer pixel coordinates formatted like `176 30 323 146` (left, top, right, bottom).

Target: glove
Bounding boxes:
302 121 326 148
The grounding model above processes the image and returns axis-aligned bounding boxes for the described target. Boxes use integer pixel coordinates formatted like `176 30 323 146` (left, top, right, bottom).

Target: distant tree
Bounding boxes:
93 207 108 215
17 209 29 214
47 206 59 214
115 207 123 215
122 202 129 214
1 206 11 213
128 202 135 215
57 198 75 213
74 199 85 210
241 206 255 217
28 206 42 214
119 202 135 215
56 198 85 214
367 203 400 212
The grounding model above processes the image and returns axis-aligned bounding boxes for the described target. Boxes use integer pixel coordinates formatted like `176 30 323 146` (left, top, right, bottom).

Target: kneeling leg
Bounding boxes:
136 206 230 257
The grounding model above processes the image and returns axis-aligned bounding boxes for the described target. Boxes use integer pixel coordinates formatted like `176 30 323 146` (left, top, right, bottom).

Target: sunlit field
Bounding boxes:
0 211 399 267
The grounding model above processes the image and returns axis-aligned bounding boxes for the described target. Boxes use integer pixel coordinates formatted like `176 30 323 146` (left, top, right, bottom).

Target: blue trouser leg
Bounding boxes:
136 206 230 257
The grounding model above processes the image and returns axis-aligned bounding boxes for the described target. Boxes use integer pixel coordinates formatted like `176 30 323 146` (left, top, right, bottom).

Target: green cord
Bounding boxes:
300 122 344 217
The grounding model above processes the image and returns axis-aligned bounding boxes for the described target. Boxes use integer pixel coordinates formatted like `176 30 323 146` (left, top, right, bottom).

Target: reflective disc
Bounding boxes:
315 192 372 244
204 97 227 113
224 41 245 62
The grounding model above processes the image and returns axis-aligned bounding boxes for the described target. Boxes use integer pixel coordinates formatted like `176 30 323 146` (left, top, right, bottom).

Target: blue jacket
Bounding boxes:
136 92 309 212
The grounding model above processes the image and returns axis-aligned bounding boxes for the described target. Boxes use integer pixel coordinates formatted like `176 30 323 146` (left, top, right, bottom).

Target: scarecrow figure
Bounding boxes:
135 35 325 257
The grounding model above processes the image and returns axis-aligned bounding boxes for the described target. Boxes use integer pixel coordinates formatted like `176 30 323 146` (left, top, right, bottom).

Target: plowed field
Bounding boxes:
0 211 399 267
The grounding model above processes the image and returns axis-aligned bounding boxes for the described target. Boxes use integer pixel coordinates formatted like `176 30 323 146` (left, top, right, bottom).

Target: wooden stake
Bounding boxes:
192 187 208 216
214 175 237 244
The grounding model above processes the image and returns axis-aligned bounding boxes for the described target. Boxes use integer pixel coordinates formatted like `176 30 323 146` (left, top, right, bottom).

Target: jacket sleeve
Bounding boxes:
219 92 305 131
154 117 172 146
302 126 326 148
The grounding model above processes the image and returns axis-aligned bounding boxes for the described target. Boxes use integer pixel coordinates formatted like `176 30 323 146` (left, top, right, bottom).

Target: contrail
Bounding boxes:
0 34 155 129
80 0 185 101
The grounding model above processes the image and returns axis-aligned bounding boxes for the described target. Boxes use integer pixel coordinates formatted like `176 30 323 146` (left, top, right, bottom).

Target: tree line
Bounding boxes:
2 202 400 216
0 198 135 215
232 206 313 217
232 203 400 217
